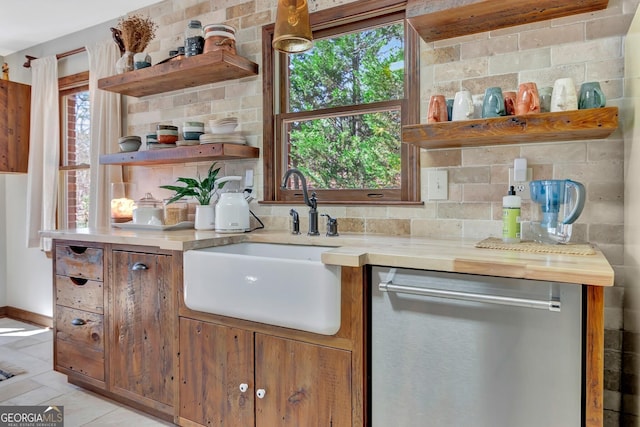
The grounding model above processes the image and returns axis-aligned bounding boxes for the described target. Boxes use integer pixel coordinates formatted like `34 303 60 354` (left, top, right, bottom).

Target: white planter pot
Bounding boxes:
194 205 215 230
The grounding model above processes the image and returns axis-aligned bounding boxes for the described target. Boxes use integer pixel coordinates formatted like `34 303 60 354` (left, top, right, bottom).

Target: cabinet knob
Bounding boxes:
256 389 266 399
239 383 248 393
131 262 148 271
71 318 86 326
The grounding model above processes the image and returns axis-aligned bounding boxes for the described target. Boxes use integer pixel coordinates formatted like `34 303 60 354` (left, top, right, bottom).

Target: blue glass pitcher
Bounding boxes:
529 179 586 244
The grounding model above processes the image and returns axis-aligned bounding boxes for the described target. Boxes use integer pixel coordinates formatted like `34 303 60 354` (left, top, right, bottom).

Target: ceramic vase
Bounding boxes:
194 205 215 230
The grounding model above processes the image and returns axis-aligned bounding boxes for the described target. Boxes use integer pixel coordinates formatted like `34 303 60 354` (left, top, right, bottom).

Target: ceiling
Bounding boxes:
0 0 163 57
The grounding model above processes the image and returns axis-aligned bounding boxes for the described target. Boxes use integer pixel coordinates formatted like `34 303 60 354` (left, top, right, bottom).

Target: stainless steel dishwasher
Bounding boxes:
370 266 584 427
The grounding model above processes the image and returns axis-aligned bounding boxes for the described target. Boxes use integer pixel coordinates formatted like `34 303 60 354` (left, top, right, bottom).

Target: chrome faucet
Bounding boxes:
281 168 319 236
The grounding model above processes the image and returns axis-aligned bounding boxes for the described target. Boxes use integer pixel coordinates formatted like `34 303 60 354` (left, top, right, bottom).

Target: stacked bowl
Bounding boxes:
118 135 142 152
157 125 179 144
183 121 205 140
200 117 246 144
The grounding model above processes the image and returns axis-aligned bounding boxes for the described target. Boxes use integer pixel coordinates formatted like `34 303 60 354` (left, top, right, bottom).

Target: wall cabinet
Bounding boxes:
0 79 30 173
179 318 352 426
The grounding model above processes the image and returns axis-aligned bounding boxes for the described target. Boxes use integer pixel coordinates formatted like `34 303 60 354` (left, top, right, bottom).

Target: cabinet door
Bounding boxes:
110 250 174 410
179 318 254 426
255 334 352 426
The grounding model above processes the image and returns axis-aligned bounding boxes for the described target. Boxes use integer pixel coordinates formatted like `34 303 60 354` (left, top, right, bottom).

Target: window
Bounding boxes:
58 72 90 228
263 0 420 204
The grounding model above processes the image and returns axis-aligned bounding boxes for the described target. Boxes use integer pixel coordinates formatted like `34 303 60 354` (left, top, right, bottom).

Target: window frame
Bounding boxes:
262 0 420 205
57 71 90 229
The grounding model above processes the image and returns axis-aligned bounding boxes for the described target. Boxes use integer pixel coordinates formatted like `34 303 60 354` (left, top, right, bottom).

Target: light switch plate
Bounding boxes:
427 170 448 200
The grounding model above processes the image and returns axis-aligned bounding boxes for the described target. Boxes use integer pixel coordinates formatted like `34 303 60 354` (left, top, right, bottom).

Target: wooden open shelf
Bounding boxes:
99 143 259 166
97 51 259 97
406 0 609 43
402 107 619 150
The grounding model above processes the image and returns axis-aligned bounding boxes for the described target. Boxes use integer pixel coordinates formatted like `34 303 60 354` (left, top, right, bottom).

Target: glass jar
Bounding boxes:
164 199 189 225
185 20 204 57
133 193 164 225
110 182 136 223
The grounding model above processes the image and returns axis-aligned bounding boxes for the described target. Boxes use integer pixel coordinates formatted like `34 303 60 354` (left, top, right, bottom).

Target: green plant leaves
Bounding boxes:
159 163 223 205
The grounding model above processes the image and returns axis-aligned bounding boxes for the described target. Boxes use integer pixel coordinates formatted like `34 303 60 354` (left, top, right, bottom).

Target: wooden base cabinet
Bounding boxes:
52 240 178 422
109 249 176 416
179 318 352 426
53 242 106 388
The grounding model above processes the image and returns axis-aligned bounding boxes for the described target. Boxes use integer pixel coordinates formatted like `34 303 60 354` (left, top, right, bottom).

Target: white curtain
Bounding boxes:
26 56 59 250
87 40 122 228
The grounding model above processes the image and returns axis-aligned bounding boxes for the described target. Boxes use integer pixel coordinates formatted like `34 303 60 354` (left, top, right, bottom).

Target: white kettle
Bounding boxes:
214 176 250 233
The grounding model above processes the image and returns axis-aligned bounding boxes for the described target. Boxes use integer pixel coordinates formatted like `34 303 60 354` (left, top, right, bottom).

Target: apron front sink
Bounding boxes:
183 243 341 335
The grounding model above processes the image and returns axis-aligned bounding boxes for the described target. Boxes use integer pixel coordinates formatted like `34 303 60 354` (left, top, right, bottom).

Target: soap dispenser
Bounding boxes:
502 186 521 243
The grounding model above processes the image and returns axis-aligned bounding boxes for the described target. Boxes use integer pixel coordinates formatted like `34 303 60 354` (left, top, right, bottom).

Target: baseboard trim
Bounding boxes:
0 306 53 328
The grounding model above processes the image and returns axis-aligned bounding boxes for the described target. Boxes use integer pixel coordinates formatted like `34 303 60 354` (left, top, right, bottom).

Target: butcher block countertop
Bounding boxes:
42 228 614 287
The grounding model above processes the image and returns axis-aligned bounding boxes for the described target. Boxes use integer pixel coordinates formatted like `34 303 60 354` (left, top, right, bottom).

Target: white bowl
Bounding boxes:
119 139 142 152
209 123 238 134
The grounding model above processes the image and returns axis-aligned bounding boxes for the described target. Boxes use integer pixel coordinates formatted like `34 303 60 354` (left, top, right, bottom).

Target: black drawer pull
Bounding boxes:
71 318 86 326
69 246 88 254
70 277 88 286
131 262 148 271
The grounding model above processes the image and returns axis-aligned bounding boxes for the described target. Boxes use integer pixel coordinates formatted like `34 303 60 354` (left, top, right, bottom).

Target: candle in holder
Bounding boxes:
111 182 136 223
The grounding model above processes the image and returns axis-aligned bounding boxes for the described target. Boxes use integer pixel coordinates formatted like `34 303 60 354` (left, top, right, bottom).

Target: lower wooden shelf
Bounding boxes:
99 143 259 166
402 107 619 150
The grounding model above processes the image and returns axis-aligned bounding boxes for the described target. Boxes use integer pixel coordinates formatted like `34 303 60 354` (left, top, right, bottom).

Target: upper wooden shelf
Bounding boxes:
97 51 259 97
99 143 259 166
406 0 609 42
402 107 619 150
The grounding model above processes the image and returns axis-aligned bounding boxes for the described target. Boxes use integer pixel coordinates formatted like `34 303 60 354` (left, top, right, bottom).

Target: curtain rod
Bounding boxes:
23 47 86 69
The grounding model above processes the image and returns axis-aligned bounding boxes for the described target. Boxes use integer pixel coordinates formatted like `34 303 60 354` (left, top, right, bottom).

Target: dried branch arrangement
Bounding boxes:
117 14 158 53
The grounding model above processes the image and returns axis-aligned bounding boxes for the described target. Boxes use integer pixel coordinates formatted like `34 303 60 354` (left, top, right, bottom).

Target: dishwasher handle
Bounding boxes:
379 280 561 312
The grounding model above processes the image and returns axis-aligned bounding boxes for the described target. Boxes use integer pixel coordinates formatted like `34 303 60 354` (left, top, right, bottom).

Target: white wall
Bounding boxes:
4 175 52 315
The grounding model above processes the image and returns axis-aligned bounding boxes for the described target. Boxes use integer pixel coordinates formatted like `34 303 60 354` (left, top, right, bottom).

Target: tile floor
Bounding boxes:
0 317 173 426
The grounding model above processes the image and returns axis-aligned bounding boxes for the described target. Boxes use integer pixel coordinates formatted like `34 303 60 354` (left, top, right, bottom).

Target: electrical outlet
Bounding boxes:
508 167 532 199
427 170 448 200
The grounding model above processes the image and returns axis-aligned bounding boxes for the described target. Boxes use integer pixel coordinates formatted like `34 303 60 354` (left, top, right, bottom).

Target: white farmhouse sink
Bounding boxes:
183 243 341 335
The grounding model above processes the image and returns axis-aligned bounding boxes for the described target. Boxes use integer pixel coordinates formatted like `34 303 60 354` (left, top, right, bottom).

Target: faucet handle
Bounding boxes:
321 214 339 237
289 209 300 235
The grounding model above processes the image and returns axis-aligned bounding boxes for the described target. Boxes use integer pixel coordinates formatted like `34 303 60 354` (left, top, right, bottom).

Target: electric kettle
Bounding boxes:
214 176 250 233
529 179 586 244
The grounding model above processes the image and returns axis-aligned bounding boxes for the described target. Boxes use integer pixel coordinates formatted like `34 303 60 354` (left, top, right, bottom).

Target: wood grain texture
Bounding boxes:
97 51 258 97
406 0 609 42
56 275 103 314
402 107 618 150
56 339 105 382
55 306 104 352
585 286 604 427
55 244 104 280
179 318 254 426
99 143 259 166
254 333 352 426
109 250 174 412
0 80 30 173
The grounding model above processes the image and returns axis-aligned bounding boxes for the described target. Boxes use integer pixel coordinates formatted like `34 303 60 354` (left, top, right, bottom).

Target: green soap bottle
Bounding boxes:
502 186 521 243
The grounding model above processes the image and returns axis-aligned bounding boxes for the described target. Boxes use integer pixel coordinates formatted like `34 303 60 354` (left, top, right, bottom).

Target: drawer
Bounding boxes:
56 275 103 314
55 244 103 281
55 306 104 352
56 339 104 382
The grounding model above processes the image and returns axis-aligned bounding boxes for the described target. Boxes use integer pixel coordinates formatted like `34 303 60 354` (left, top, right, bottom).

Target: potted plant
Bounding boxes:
160 163 226 230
